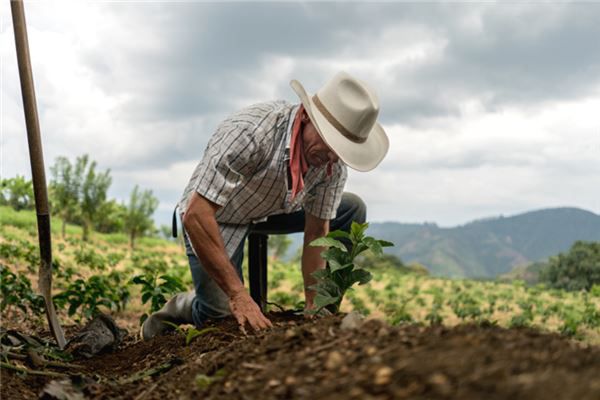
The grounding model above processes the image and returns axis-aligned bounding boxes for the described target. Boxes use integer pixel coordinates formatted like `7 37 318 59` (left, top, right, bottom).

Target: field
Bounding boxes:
1 206 599 399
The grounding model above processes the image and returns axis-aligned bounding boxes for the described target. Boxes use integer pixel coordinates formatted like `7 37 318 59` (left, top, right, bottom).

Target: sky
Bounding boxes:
1 1 599 229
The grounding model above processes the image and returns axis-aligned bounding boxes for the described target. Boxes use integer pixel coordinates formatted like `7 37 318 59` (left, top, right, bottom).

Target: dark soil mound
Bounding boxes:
2 313 599 400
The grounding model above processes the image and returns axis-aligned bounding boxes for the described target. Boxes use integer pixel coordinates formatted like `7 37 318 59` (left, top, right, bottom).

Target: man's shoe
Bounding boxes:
140 292 195 340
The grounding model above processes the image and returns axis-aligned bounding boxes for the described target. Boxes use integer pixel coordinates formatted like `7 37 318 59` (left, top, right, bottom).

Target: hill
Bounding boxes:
367 207 600 278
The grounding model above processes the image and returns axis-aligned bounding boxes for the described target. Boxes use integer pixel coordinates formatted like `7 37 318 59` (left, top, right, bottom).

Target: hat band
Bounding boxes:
312 95 367 144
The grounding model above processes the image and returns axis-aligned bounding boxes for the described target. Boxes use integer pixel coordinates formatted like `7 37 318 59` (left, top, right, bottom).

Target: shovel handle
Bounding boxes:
11 0 66 349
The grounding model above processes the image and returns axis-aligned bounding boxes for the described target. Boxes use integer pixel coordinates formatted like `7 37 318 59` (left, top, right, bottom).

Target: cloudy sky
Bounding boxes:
1 1 599 228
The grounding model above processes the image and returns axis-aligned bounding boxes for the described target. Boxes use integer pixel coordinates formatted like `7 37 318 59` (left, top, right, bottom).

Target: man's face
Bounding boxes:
302 119 340 168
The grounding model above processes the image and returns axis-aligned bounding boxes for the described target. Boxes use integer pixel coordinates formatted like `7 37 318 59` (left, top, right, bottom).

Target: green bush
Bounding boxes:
53 272 130 320
539 241 600 291
0 264 45 316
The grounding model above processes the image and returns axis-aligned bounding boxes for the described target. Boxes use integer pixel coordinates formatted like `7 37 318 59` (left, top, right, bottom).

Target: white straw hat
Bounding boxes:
290 71 389 171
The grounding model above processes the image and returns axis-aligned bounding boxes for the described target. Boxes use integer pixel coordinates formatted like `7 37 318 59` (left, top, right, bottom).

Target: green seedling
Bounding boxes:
162 321 219 345
196 368 227 390
308 221 394 314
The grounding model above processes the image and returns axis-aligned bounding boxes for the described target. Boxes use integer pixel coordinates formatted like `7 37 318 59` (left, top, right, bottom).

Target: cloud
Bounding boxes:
2 2 599 227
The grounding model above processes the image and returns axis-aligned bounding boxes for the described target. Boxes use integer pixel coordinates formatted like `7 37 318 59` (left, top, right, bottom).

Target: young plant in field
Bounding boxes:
163 321 219 345
0 264 45 317
308 222 393 314
385 294 415 325
559 311 582 338
74 245 108 271
448 292 482 322
425 292 444 326
508 300 535 328
131 273 186 324
346 291 371 316
582 294 600 328
53 272 130 320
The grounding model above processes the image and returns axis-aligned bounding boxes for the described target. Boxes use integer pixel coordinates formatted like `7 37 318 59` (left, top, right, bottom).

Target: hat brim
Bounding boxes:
290 79 389 172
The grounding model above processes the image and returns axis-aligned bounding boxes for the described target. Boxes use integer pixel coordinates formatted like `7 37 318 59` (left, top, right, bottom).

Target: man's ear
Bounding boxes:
301 109 310 123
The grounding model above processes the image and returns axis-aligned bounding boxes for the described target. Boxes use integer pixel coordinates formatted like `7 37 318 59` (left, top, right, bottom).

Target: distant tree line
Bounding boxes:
1 154 158 249
538 241 600 292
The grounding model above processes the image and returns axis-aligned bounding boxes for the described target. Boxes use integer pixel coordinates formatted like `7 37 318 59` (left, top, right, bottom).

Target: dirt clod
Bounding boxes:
374 366 393 385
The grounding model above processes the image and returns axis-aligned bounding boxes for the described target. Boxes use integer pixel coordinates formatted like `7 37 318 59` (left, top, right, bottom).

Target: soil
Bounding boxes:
2 313 600 400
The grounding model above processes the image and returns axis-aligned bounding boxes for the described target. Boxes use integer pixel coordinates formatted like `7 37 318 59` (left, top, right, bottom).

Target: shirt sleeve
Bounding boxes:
303 162 348 220
193 120 266 207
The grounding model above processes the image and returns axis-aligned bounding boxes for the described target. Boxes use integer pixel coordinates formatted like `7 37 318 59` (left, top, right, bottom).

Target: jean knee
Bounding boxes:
343 192 367 224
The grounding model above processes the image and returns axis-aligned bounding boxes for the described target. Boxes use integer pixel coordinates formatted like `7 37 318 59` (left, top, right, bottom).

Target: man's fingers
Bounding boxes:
250 316 268 331
262 315 273 328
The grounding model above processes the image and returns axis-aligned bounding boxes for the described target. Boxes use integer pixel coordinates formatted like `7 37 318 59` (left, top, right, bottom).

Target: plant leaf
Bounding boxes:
326 230 350 240
350 221 369 242
314 293 340 308
311 269 329 280
378 240 394 248
363 237 383 257
141 292 152 304
310 237 347 252
329 259 353 273
186 327 219 345
350 269 372 285
162 320 181 332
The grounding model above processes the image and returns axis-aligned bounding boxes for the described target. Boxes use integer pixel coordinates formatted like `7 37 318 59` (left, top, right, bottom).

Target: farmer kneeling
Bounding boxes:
141 71 389 339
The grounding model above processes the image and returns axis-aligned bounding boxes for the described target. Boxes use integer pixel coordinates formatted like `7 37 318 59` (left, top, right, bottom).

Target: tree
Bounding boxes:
79 155 112 241
49 156 85 237
0 176 34 211
539 241 600 291
123 185 158 250
95 199 127 233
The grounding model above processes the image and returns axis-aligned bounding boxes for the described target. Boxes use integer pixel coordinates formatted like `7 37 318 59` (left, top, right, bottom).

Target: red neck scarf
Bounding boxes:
290 106 309 201
289 106 334 201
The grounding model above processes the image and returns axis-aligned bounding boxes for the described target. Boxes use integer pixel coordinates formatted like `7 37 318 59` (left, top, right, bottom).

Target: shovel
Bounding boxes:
11 0 66 349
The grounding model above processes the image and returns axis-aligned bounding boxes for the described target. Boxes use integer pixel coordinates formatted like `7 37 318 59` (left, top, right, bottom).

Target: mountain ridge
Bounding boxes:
366 207 600 278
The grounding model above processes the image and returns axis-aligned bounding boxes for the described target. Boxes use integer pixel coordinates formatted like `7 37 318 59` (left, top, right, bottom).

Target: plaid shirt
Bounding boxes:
178 100 347 257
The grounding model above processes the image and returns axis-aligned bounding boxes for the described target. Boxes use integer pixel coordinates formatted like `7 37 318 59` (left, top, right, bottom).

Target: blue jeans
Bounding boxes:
184 192 366 327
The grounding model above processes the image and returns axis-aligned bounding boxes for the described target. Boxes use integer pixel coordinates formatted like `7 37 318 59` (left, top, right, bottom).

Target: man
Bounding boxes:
141 71 389 339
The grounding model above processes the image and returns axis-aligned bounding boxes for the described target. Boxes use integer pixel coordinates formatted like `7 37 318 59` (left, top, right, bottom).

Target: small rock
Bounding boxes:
325 350 344 370
365 345 377 356
284 376 297 385
514 373 536 386
349 387 365 398
377 327 390 337
40 379 85 400
428 373 452 395
340 311 365 331
370 355 383 364
268 379 280 387
374 366 393 385
284 328 298 339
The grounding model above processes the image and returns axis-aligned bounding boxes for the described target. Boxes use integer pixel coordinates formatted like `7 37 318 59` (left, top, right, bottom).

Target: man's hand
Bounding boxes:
228 288 273 333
